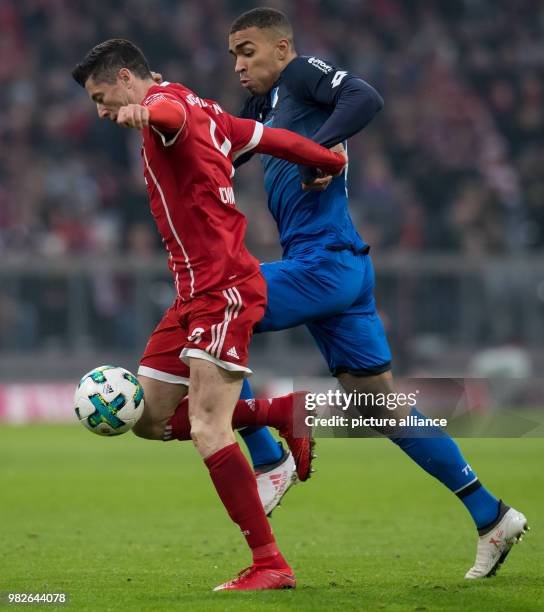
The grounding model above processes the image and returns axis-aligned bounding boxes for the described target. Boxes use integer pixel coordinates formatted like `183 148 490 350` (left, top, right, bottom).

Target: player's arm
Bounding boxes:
230 116 346 179
283 56 384 148
232 95 269 169
257 126 346 176
117 94 187 146
282 56 383 186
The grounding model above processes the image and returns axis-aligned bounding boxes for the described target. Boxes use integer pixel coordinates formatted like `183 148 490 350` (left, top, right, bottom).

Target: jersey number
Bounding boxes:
209 118 232 157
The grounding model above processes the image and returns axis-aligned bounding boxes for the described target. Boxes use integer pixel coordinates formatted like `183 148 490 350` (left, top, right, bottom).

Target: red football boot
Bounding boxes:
213 565 296 591
278 391 315 482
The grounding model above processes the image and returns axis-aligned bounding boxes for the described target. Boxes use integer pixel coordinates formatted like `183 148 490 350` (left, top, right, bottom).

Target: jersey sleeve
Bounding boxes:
281 55 358 106
233 96 272 168
282 56 377 106
282 56 384 149
142 88 189 147
226 115 264 162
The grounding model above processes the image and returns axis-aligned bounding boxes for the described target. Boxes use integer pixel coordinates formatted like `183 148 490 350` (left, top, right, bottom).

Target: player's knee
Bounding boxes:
132 416 162 440
190 418 230 453
190 420 216 446
132 404 169 440
340 371 412 432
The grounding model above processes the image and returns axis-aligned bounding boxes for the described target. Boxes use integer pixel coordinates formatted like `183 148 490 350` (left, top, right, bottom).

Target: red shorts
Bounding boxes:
138 274 266 384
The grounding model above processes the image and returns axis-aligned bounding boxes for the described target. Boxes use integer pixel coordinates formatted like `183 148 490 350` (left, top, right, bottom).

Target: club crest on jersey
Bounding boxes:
188 327 205 344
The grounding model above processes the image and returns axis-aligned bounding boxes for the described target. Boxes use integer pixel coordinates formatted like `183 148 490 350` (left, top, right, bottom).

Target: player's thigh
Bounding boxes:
307 304 392 373
138 300 191 385
187 357 244 457
306 268 392 377
176 276 263 455
135 300 191 438
256 254 361 332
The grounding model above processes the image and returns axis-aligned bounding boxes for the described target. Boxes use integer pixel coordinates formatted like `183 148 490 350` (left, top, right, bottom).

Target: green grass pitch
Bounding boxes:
1 425 542 611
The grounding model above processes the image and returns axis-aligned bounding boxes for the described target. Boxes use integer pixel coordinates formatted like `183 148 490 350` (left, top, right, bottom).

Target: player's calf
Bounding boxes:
132 374 187 440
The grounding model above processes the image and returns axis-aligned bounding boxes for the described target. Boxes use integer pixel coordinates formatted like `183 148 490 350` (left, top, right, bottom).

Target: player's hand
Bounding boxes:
329 143 348 176
300 143 347 191
116 104 150 130
300 164 332 192
151 71 163 84
301 173 333 192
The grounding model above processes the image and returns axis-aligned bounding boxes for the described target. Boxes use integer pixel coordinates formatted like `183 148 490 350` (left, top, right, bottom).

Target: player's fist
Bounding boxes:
300 143 347 191
330 143 348 176
116 104 150 129
301 174 333 192
151 71 163 84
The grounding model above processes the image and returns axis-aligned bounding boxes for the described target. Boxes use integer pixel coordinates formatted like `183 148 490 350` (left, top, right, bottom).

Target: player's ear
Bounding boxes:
118 68 132 88
275 38 291 61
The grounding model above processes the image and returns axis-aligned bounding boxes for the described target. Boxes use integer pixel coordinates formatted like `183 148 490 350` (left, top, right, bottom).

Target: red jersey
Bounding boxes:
141 82 264 301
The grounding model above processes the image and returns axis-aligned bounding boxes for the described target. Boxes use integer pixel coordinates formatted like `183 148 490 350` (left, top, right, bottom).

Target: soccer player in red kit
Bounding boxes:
72 39 345 591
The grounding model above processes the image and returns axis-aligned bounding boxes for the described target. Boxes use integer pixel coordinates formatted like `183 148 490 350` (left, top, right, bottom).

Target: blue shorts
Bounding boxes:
256 248 392 376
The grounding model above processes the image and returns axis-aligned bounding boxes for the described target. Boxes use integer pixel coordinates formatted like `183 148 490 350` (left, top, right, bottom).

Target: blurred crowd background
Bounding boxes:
1 0 543 376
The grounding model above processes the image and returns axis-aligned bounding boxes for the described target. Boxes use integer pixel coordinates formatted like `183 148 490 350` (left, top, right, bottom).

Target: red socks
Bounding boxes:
232 394 293 430
204 443 290 570
164 394 294 441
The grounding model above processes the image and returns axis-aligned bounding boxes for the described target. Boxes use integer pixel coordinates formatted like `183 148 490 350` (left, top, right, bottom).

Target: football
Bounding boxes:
74 365 145 436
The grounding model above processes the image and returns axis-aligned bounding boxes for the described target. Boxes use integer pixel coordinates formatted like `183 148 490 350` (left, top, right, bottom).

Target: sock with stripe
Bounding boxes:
237 379 284 468
389 408 500 530
204 442 290 570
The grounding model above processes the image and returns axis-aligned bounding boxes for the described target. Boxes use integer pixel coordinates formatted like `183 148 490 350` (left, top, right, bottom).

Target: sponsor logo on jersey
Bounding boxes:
308 56 333 74
219 186 236 205
188 327 205 343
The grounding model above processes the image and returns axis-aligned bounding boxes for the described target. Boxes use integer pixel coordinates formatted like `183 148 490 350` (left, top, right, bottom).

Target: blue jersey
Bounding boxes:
238 55 382 257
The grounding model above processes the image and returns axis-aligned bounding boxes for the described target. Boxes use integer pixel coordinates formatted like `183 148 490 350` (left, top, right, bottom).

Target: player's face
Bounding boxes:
228 27 286 95
85 76 131 121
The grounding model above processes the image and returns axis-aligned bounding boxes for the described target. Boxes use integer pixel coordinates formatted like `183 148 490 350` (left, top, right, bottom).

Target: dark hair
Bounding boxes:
72 38 151 87
230 7 293 40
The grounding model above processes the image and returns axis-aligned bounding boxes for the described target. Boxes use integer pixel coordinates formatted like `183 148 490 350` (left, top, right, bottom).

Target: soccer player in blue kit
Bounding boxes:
228 7 528 579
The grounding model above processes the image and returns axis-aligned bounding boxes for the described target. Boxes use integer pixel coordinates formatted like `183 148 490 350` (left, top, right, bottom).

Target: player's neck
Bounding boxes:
136 78 160 103
280 52 297 72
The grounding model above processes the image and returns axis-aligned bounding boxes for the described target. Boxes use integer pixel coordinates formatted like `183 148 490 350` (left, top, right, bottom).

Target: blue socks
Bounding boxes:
390 408 500 531
238 378 283 468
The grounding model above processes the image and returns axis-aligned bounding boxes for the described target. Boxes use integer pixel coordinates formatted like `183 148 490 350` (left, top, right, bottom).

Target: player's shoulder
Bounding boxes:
282 55 339 84
280 55 352 102
142 81 188 106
